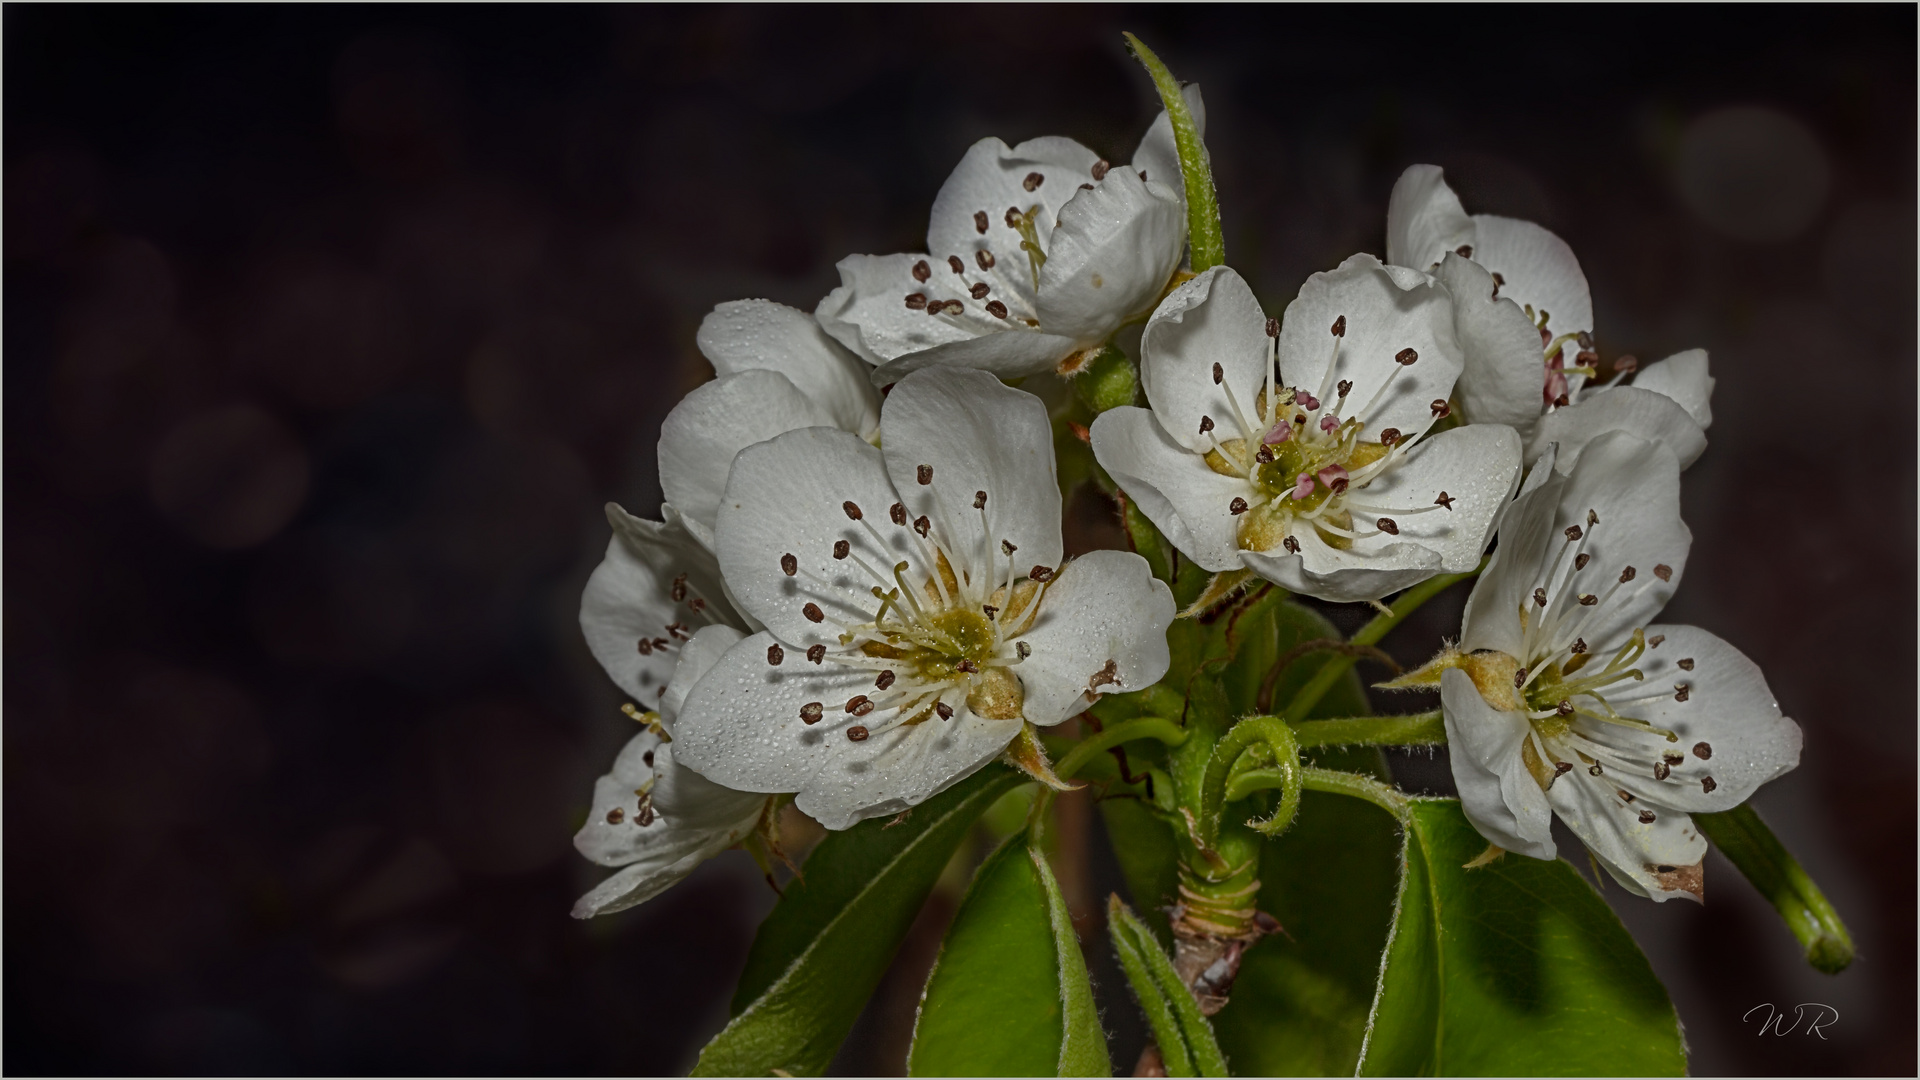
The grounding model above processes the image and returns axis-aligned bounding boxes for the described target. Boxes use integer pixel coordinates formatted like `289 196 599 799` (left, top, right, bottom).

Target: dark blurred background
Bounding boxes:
6 5 1913 1075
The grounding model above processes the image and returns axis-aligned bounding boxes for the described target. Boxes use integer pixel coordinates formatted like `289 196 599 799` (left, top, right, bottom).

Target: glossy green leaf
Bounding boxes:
1109 896 1228 1078
909 838 1109 1077
1357 799 1686 1076
696 766 1026 1077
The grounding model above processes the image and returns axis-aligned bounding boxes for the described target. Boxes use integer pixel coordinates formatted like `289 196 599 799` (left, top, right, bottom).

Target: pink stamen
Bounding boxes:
1263 420 1293 445
1294 390 1321 410
1542 347 1567 406
1318 414 1340 433
1316 464 1348 490
1288 472 1315 500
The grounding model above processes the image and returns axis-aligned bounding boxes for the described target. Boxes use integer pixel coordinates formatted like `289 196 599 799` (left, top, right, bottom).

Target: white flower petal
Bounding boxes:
1130 84 1206 211
1386 164 1473 272
1434 253 1545 432
1036 168 1185 342
1547 766 1707 903
815 253 977 365
1277 254 1463 440
1628 348 1714 429
1088 406 1247 572
1529 386 1708 472
1139 266 1273 454
659 624 745 733
1353 424 1521 573
659 370 837 546
928 135 1101 270
1591 624 1801 812
868 326 1082 384
715 427 907 649
697 299 882 437
673 631 1024 830
1012 550 1175 727
1441 669 1556 860
1240 531 1445 605
579 505 740 705
1471 214 1593 342
880 367 1064 577
1460 471 1566 656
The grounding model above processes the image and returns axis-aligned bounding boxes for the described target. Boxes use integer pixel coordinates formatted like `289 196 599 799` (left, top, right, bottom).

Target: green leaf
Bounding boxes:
1108 896 1229 1077
1122 33 1223 272
909 838 1109 1077
1357 799 1686 1077
1098 795 1181 942
1695 803 1854 973
697 766 1027 1077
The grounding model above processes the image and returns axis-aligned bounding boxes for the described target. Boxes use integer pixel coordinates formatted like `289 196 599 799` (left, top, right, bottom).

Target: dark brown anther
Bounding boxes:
1230 497 1249 515
1556 699 1574 716
1664 752 1685 766
1455 244 1473 258
976 249 996 271
781 553 799 576
1079 182 1093 191
689 597 708 612
1575 553 1591 570
635 639 654 655
843 501 863 521
1430 399 1451 418
767 644 785 665
970 282 990 299
1259 316 1274 338
1555 761 1573 775
1329 477 1349 494
1534 588 1548 607
667 621 692 640
1331 315 1347 337
847 726 870 742
1086 158 1110 181
1614 355 1639 376
914 516 931 537
1617 566 1636 583
1589 763 1604 776
642 749 655 768
847 695 874 716
973 490 988 510
986 300 1008 319
1396 347 1419 365
670 574 688 601
803 603 825 623
833 539 850 560
1565 525 1583 541
1639 810 1657 824
874 669 899 693
1005 206 1021 228
1577 331 1594 350
636 796 656 826
1677 657 1695 671
1619 789 1636 803
1693 741 1712 759
1513 666 1528 688
1254 446 1273 464
607 807 625 824
1199 415 1215 434
1001 539 1017 556
905 292 927 310
956 659 978 674
1212 362 1224 384
1435 491 1455 510
1654 762 1671 781
1674 685 1691 702
1379 428 1402 446
801 701 824 724
1016 641 1031 659
1376 517 1400 535
1283 535 1301 554
948 255 965 275
1023 171 1044 191
1701 776 1717 793
1553 393 1571 408
890 503 907 526
1030 565 1055 582
912 260 931 283
1571 638 1588 654
935 701 954 720
974 210 989 234
982 605 998 619
1586 509 1599 526
1653 564 1673 582
1138 169 1148 181
1337 379 1353 397
916 464 934 486
1578 594 1598 606
807 644 827 664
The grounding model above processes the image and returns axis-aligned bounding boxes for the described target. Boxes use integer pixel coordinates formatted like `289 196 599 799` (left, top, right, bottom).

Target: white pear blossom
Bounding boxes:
672 367 1175 830
1388 165 1715 469
814 89 1206 384
1090 261 1522 604
572 504 771 917
659 299 882 550
1438 431 1800 901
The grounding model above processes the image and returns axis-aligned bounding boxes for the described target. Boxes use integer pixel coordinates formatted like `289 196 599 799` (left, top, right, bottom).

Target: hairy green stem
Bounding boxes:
1198 715 1300 844
1282 561 1485 723
1299 766 1411 823
1695 804 1855 973
1058 715 1188 779
1292 709 1446 748
1121 33 1223 272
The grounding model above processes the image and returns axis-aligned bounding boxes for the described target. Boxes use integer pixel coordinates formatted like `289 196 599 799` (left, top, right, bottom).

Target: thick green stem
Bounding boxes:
1058 715 1188 779
1695 804 1855 973
1121 33 1223 272
1299 766 1411 823
1282 562 1485 723
1292 709 1446 748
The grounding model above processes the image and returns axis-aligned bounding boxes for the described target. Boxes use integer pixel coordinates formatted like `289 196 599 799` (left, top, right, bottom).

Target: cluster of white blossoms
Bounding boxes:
571 94 1796 915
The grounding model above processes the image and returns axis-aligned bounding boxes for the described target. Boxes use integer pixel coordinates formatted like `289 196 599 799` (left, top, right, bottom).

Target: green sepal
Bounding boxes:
1121 33 1224 272
1696 803 1855 973
1072 342 1137 413
696 766 1026 1077
1109 895 1229 1077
